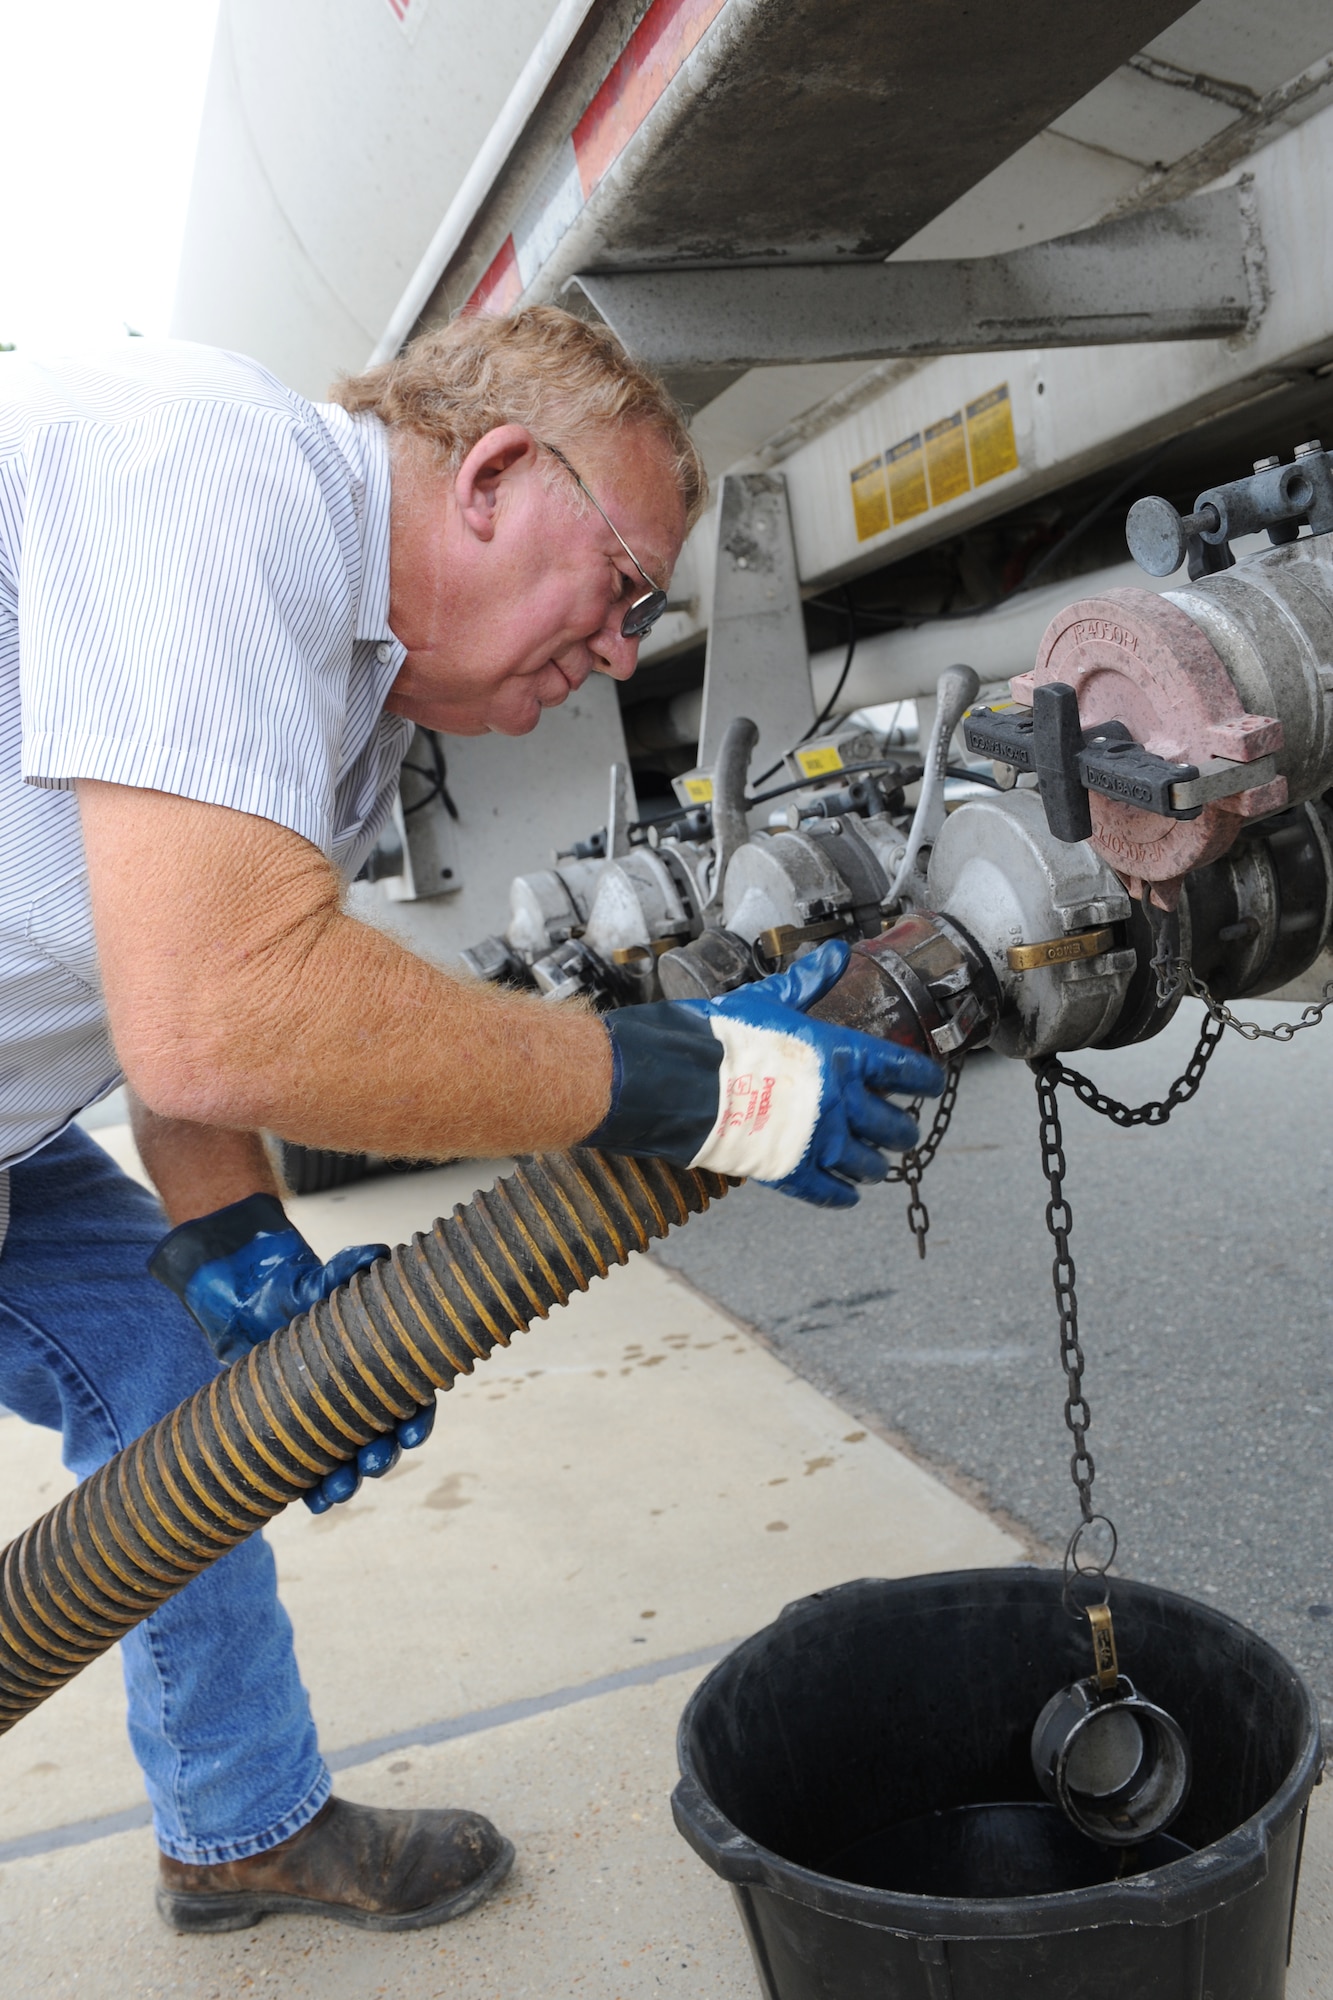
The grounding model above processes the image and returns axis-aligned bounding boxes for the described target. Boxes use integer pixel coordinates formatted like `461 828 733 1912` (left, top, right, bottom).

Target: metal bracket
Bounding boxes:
382 786 464 905
567 188 1254 372
1170 753 1278 811
1086 1602 1120 1693
697 472 814 773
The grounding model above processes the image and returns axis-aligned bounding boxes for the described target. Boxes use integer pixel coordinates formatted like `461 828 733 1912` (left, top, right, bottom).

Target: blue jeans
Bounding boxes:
0 1126 330 1862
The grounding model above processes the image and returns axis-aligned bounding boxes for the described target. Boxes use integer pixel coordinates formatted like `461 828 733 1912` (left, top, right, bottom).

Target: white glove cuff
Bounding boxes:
687 1016 823 1181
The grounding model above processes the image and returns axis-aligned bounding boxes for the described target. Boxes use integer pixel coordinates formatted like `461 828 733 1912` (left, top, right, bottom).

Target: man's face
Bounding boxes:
386 422 688 737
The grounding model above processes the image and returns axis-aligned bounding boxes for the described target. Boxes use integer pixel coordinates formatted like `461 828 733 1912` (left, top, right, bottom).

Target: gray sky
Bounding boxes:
1 1 221 349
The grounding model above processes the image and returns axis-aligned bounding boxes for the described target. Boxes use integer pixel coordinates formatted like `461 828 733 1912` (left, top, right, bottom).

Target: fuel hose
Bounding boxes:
0 1149 730 1736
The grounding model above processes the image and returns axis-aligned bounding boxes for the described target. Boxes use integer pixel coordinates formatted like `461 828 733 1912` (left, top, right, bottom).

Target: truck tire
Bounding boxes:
275 1141 372 1196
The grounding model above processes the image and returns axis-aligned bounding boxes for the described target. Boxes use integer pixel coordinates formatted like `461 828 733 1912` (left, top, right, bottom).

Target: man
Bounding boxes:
0 306 938 1932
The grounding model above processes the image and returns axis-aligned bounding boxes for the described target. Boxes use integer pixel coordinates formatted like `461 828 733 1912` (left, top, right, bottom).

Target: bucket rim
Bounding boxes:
672 1568 1324 1939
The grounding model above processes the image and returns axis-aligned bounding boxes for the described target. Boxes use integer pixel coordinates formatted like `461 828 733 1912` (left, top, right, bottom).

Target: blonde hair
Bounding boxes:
332 306 707 530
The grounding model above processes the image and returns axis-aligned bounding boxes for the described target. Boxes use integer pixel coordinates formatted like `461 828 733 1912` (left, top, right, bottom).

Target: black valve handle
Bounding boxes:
1033 684 1094 842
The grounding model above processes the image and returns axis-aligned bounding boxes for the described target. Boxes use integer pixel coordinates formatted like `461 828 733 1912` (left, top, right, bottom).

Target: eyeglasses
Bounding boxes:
540 441 669 639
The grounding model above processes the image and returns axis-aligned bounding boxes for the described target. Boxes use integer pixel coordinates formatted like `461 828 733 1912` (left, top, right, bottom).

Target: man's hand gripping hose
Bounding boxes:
148 1193 436 1511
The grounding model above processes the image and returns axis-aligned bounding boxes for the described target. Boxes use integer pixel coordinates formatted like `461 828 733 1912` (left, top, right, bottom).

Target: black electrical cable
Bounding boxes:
625 754 925 834
401 730 459 820
802 585 860 744
944 763 1004 790
744 758 920 809
752 586 859 788
741 757 1000 811
1003 439 1172 597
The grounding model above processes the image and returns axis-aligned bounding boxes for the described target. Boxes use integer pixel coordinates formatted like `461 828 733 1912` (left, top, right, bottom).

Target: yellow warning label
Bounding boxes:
850 384 1018 541
886 433 927 524
966 383 1020 486
796 743 844 778
849 453 890 542
925 412 971 507
680 775 713 804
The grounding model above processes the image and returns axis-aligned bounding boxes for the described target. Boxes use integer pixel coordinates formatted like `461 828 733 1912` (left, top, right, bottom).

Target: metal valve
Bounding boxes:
1126 441 1333 580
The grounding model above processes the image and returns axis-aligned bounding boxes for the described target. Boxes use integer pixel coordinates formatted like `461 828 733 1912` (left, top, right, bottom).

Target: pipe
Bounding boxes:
369 0 600 362
806 562 1154 716
0 1149 730 1736
806 537 1283 720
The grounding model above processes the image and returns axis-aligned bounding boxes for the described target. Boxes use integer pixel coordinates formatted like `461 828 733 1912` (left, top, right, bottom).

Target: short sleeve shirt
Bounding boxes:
0 340 414 1169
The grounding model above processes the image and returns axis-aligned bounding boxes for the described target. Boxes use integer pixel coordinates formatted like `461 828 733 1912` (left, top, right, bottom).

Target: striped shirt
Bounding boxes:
0 341 413 1173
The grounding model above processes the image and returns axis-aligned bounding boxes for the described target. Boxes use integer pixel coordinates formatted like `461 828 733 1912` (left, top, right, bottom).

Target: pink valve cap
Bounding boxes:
1014 589 1288 898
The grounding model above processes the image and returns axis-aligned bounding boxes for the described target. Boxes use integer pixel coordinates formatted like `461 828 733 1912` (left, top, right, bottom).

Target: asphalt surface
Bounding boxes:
656 999 1333 1719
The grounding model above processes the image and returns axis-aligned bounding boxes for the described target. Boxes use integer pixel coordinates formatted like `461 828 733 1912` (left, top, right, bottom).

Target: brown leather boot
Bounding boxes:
156 1796 514 1933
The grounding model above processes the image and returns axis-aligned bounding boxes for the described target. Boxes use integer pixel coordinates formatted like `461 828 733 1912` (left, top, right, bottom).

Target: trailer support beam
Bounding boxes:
567 189 1257 375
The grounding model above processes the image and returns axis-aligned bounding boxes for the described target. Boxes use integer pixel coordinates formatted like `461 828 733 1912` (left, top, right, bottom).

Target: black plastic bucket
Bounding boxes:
673 1571 1323 1999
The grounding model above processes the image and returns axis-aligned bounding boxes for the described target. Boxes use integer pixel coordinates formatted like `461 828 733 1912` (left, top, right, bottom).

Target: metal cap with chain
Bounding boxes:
1026 1054 1194 1846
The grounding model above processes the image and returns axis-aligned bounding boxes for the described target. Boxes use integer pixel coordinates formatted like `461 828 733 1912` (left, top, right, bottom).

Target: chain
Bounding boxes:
1177 968 1333 1043
886 1058 962 1259
1033 1062 1100 1525
1150 907 1181 1007
1046 1011 1225 1128
1034 908 1333 1610
1147 890 1333 1042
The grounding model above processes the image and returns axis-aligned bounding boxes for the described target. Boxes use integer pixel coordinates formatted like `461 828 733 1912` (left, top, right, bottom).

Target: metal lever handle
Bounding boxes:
703 715 759 921
1033 682 1093 843
606 760 635 859
885 663 981 906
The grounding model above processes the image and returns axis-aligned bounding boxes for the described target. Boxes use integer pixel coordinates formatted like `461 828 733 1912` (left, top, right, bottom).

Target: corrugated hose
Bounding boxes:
0 1149 731 1736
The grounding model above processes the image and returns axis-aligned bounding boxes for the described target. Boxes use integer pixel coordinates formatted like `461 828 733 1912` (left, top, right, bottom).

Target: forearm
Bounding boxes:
137 910 609 1160
127 1089 280 1226
83 784 611 1163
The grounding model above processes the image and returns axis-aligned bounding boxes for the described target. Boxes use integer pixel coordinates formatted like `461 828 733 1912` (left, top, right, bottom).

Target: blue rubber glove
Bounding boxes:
587 939 944 1208
148 1193 436 1512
